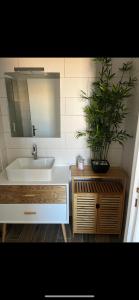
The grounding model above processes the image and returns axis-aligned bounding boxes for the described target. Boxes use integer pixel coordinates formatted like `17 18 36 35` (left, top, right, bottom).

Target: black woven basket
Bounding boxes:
91 159 110 173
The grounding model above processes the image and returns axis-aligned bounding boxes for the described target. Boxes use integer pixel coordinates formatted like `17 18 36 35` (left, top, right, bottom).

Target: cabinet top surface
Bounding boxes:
0 166 70 186
70 165 127 179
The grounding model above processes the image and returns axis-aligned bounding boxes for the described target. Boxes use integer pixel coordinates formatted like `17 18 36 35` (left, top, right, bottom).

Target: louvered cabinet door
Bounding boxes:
73 194 97 234
96 194 124 234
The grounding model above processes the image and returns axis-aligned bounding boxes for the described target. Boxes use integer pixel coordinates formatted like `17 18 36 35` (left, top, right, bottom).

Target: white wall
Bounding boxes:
0 101 7 172
0 77 7 172
121 58 139 179
124 116 139 241
121 58 139 240
0 57 128 167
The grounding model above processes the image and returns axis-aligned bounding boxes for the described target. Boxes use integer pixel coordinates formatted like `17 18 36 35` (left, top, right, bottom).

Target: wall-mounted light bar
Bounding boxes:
14 67 44 72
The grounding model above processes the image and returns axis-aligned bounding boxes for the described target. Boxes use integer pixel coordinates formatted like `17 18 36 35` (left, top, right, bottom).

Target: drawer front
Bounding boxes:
0 185 66 204
0 204 67 223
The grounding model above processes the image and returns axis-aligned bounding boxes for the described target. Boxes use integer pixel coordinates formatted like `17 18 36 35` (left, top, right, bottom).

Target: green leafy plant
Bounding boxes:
76 58 137 161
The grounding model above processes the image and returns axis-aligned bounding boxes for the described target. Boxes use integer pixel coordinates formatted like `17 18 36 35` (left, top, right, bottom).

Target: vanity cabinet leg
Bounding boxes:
2 224 7 243
61 224 67 243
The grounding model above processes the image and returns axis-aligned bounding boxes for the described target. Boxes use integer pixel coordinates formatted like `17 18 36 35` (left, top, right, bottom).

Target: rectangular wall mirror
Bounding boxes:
5 70 61 137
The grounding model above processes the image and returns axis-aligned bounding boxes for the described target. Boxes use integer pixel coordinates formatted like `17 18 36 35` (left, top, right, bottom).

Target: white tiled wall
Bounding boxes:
0 57 133 168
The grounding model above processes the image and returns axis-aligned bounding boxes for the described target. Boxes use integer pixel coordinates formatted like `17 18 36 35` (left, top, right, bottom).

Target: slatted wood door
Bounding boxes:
73 193 97 234
73 181 97 234
96 194 124 234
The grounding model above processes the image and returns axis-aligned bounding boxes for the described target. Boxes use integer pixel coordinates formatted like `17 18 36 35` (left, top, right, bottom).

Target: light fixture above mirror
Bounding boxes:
5 68 60 79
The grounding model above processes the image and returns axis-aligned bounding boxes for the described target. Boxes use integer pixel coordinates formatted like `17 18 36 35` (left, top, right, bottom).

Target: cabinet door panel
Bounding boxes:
73 194 97 234
97 194 123 234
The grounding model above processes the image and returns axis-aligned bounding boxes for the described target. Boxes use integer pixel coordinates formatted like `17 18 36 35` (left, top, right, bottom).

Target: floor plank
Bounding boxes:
0 219 122 243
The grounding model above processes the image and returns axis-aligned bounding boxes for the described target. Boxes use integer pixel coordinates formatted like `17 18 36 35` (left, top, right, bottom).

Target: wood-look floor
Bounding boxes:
0 219 123 243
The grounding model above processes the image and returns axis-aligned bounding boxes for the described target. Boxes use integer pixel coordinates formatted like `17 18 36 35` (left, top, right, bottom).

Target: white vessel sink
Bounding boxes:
6 157 55 182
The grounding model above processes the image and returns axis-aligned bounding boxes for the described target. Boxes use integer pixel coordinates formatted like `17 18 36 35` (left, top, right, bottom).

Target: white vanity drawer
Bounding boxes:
0 204 68 223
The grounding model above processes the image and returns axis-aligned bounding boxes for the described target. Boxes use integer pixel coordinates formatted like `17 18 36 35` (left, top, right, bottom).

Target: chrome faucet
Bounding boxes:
32 144 37 160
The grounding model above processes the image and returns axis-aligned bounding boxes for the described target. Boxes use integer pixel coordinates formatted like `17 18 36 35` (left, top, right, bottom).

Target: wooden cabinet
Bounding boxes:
71 166 127 235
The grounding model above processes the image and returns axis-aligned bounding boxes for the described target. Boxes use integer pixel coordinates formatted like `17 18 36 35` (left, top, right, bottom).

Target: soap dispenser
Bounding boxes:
77 155 85 170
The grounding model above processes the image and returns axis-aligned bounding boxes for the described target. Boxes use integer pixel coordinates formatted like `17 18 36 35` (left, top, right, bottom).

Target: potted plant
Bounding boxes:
76 57 137 173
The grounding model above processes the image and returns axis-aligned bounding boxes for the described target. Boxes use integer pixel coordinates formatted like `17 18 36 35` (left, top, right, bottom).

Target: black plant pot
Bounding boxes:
91 159 110 173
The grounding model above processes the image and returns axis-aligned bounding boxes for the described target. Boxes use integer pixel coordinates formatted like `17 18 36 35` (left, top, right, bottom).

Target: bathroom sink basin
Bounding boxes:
6 157 55 182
